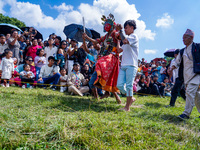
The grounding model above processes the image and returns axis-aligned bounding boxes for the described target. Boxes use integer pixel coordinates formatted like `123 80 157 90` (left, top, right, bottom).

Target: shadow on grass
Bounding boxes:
161 114 184 124
144 102 165 108
38 93 119 113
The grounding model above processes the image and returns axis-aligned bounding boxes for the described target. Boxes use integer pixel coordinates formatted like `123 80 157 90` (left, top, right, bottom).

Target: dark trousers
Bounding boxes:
150 84 165 96
169 78 186 106
37 73 61 88
21 78 34 85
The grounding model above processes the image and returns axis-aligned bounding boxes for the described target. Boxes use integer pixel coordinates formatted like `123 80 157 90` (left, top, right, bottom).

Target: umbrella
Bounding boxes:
21 27 43 40
152 58 167 63
63 23 92 42
0 23 23 35
164 49 176 57
89 29 101 39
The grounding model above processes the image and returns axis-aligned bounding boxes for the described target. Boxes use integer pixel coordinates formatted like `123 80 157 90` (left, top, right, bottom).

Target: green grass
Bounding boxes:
0 87 200 149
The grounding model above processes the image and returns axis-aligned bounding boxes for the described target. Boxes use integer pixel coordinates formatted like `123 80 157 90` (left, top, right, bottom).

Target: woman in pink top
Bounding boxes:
26 39 42 61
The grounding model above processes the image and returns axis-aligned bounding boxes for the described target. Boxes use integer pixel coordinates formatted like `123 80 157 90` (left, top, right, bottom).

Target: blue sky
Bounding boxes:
1 0 200 62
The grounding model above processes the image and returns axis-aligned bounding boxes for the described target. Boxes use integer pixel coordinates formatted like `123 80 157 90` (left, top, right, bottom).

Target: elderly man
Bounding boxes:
171 29 200 120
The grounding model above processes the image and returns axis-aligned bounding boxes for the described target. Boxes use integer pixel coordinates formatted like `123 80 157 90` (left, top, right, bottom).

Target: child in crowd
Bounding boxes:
160 62 167 82
163 77 173 96
38 56 60 90
0 50 14 87
34 48 46 81
59 68 68 92
20 64 35 89
55 48 65 69
19 35 26 63
67 63 89 96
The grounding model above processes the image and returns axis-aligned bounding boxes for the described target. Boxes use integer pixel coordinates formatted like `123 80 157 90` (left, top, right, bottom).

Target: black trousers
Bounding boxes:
21 78 34 85
150 84 165 96
169 78 186 106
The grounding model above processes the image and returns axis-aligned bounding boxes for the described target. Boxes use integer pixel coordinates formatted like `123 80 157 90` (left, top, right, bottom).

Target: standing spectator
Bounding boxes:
67 63 89 97
54 36 61 47
6 33 11 42
18 35 27 63
116 20 139 111
55 48 65 69
44 38 58 63
23 38 31 61
34 49 46 81
166 49 186 107
0 50 14 87
38 56 60 90
20 64 35 89
0 34 8 56
7 30 20 64
170 29 200 120
160 62 167 82
26 39 42 61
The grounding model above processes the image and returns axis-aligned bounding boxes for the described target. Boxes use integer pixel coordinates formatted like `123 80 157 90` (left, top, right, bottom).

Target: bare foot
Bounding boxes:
118 107 130 111
100 91 110 99
130 98 136 106
113 92 122 104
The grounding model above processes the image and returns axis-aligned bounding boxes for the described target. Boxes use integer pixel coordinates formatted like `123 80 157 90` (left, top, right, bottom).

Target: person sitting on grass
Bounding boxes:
38 56 60 90
59 68 68 93
163 76 173 97
20 64 35 89
149 74 165 97
67 63 89 97
137 75 150 95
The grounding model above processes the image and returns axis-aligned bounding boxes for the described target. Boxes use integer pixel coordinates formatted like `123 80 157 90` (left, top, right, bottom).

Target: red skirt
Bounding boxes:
94 53 119 93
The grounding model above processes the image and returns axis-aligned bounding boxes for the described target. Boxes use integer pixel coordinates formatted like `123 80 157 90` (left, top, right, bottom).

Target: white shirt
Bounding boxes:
44 46 58 63
0 43 8 54
170 58 179 81
121 33 139 68
172 42 200 85
20 70 35 79
39 64 60 78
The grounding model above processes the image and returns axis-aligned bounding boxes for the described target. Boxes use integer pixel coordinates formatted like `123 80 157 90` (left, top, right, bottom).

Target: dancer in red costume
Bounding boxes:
83 14 121 103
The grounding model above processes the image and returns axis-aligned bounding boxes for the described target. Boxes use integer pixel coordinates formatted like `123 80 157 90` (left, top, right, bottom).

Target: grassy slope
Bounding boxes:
0 87 199 149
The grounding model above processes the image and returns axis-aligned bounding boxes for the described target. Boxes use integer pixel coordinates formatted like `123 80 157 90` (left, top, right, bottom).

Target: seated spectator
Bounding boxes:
55 48 65 69
67 63 89 97
81 64 92 81
59 68 67 93
34 48 46 81
26 39 42 61
19 35 27 63
149 74 165 96
142 63 151 77
20 64 35 89
163 77 173 97
133 73 140 92
137 75 151 95
14 56 36 86
38 56 60 90
0 34 8 57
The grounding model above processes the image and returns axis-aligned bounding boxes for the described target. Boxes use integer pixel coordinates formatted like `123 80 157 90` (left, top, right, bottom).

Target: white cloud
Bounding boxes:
0 0 5 14
144 49 157 54
2 0 156 40
156 13 174 28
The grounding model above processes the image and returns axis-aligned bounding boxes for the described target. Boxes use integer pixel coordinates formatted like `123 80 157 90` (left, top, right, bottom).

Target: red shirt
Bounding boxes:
26 45 42 61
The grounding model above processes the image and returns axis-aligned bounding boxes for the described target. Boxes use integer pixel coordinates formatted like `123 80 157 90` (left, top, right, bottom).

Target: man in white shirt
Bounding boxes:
170 29 200 120
38 56 60 90
44 38 58 63
0 34 8 55
116 20 139 111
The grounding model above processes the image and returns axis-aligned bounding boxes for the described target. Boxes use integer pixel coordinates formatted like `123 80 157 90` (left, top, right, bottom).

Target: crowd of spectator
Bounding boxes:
0 28 177 97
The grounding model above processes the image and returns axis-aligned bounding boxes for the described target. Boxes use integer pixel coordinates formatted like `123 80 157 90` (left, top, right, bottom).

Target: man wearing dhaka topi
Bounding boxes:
170 29 200 120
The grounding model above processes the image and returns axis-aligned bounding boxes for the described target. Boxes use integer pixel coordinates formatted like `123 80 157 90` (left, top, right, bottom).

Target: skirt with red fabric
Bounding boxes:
94 53 119 93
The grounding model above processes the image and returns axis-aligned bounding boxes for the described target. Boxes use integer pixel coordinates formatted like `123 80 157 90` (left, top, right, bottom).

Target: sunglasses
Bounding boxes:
28 60 33 62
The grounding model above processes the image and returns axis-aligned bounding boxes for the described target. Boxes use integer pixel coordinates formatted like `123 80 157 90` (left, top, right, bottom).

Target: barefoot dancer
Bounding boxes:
83 14 121 103
116 20 139 111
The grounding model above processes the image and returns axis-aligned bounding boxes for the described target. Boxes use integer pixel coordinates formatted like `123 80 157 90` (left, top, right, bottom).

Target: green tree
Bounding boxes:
0 13 26 28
